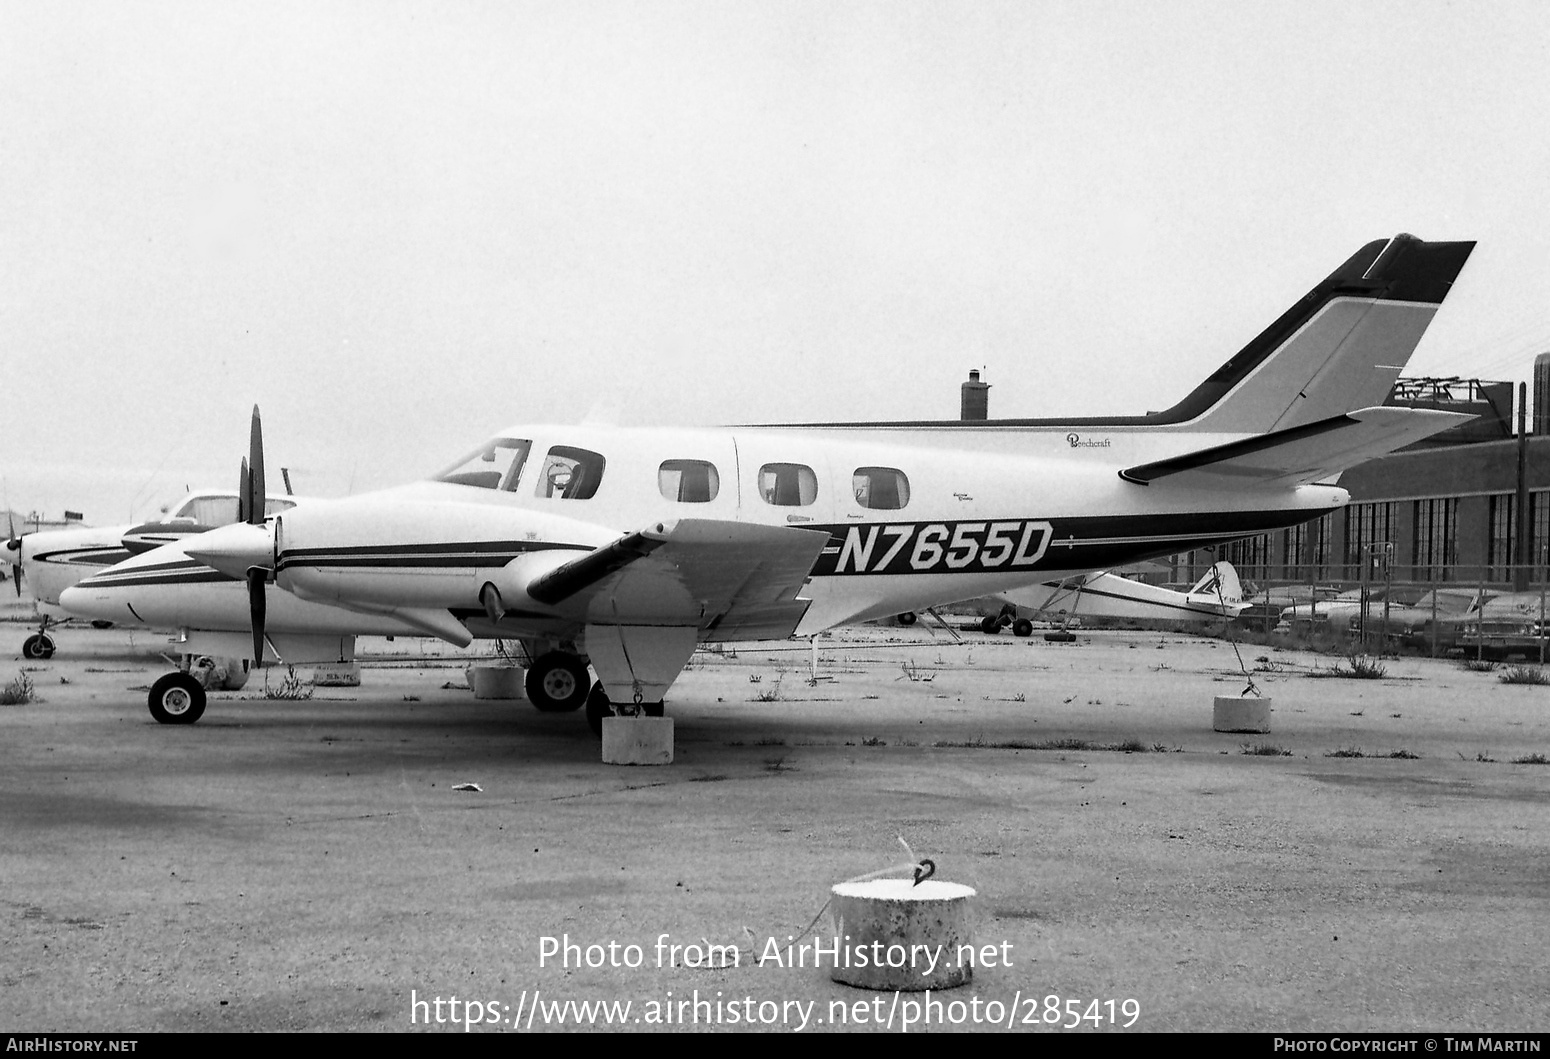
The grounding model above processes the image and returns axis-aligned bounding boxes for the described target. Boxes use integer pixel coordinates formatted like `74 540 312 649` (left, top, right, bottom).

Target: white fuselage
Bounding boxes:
61 422 1344 646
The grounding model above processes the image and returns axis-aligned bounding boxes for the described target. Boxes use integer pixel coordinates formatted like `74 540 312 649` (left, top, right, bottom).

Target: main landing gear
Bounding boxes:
524 651 590 712
144 656 250 724
585 682 664 737
148 672 206 725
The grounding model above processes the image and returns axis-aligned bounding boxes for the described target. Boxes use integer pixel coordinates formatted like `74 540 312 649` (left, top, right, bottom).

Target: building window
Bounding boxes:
852 467 910 510
758 463 817 506
1282 523 1306 577
1224 534 1272 579
1413 498 1457 581
1344 502 1394 570
1311 511 1333 578
1489 494 1515 582
658 460 720 503
1533 491 1550 575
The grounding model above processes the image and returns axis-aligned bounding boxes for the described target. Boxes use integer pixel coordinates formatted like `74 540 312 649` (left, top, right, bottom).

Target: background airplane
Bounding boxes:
8 487 299 659
977 561 1246 636
61 234 1476 732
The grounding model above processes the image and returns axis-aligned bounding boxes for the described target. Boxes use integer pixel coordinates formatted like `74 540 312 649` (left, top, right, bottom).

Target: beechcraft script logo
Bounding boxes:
814 520 1054 576
1066 433 1112 449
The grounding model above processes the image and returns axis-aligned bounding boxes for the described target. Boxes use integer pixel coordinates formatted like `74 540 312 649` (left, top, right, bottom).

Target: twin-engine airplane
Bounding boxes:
62 234 1476 730
8 489 299 659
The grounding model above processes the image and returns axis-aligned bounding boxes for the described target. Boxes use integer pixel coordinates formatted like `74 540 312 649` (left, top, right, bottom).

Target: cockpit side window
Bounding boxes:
758 463 817 507
659 460 720 503
184 496 241 526
536 446 607 500
433 439 532 491
852 467 910 510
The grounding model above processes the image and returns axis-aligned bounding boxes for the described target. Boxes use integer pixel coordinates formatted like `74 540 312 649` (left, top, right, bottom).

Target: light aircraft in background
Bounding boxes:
61 234 1476 730
7 488 298 659
976 561 1246 637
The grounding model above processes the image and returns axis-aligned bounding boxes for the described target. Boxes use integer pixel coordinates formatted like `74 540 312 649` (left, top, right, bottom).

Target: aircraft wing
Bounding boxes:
528 518 832 636
1119 407 1475 487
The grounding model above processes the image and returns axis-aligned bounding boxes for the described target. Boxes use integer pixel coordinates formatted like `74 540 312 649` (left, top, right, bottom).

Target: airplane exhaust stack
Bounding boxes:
961 369 989 421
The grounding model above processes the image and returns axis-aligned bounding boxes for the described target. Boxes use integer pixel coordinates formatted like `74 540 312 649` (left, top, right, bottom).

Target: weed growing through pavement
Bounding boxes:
0 671 34 705
1499 666 1550 686
264 667 314 701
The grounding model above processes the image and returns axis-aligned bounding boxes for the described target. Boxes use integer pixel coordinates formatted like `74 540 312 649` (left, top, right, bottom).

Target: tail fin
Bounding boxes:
1189 561 1242 605
1157 234 1474 433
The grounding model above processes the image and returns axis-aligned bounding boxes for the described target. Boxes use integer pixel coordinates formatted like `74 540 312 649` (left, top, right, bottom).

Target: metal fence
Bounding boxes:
1224 561 1550 661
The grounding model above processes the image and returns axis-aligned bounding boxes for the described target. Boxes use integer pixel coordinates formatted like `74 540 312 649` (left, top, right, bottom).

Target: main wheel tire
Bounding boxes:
585 682 613 737
980 615 1001 635
148 673 206 725
525 652 590 712
22 633 54 660
896 612 917 626
1012 618 1034 637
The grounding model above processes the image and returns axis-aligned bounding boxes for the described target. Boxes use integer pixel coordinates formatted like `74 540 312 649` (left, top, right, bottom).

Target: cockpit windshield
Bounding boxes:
433 438 533 491
162 493 297 526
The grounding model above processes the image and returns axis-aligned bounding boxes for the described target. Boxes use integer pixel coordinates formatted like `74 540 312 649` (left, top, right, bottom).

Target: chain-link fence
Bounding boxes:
1227 560 1550 661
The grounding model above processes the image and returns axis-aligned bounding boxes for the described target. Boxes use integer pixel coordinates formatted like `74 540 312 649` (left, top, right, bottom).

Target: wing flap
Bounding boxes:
1120 407 1475 487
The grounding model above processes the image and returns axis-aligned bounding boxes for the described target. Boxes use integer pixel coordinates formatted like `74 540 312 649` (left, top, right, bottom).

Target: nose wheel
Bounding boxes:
22 633 55 660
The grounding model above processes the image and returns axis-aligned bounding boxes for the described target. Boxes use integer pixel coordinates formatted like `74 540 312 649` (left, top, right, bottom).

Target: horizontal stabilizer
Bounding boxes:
1120 407 1475 486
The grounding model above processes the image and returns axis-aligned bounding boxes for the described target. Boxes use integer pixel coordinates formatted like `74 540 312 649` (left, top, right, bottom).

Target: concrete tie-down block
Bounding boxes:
601 715 674 765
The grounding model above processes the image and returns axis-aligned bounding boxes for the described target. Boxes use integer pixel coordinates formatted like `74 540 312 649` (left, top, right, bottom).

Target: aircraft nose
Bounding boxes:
58 584 105 620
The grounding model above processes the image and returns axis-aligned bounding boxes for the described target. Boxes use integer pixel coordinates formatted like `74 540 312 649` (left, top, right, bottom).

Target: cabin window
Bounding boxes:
852 467 910 510
536 446 607 500
758 463 817 507
434 438 532 491
659 460 720 503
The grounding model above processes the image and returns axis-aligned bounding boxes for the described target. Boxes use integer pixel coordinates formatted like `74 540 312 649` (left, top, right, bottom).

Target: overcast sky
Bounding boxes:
5 0 1550 523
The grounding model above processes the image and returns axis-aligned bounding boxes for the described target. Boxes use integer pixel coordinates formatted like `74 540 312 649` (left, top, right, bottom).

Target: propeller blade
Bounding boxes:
5 510 21 596
248 406 265 526
247 567 267 666
238 458 251 525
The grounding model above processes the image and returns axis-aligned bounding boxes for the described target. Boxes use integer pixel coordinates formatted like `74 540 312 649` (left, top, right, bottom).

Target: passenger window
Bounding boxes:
434 438 532 491
853 467 910 510
536 446 607 500
758 463 817 507
659 460 720 503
